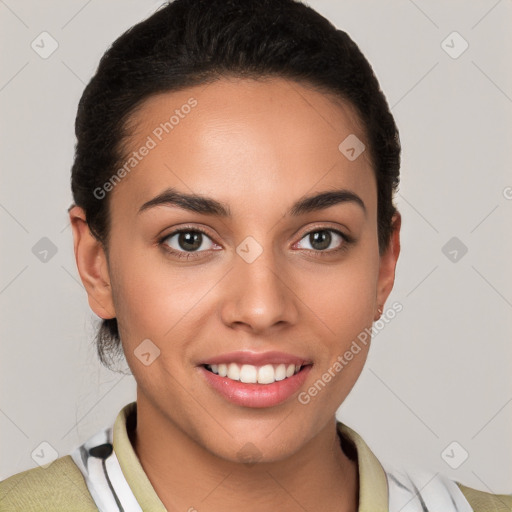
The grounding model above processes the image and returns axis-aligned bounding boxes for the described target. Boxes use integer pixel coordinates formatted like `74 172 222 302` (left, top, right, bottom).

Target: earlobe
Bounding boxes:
68 205 116 320
374 211 401 320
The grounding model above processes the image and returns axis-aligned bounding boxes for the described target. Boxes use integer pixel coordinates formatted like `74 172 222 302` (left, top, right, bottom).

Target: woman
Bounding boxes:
1 0 510 510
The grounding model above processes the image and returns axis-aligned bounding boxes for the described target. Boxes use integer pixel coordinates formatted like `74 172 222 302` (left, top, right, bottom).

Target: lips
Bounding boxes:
198 351 313 408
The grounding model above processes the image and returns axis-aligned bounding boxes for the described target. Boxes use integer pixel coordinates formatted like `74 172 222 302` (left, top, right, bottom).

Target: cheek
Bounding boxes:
110 242 184 327
304 249 379 334
109 256 201 398
299 260 378 410
109 246 214 365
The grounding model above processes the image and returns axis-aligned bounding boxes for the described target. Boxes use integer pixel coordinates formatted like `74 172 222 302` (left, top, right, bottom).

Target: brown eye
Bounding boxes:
161 228 216 256
296 228 349 253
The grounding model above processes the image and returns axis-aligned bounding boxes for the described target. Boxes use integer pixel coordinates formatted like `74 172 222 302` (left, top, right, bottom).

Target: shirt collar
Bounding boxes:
337 422 389 511
113 402 389 511
113 402 167 511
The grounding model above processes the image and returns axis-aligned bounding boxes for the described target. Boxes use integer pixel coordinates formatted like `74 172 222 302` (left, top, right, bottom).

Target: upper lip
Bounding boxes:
199 351 312 367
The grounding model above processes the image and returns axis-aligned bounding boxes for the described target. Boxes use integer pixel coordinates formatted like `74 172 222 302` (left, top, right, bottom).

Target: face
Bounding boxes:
73 76 400 463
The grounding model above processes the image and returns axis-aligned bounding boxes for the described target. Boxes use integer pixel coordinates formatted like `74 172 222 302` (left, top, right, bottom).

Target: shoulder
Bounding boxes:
386 465 512 512
0 455 97 511
457 482 512 511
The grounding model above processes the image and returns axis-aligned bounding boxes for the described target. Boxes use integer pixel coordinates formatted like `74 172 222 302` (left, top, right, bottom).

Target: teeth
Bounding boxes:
206 362 302 384
275 364 286 381
257 364 275 384
240 364 258 383
227 363 240 380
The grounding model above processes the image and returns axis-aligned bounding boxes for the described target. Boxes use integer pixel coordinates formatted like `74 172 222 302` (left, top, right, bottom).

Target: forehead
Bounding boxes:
111 76 375 217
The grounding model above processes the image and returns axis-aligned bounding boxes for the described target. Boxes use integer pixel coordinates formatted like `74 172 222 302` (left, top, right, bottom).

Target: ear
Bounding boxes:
68 205 116 319
374 211 401 321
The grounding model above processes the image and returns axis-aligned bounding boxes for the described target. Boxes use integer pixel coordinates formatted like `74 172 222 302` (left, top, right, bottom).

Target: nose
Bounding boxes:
220 244 299 334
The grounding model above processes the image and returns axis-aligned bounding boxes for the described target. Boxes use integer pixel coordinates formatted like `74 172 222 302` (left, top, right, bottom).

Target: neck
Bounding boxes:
130 399 359 512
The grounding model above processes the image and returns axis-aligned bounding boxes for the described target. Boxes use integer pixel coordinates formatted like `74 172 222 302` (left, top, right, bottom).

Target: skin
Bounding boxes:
70 76 401 512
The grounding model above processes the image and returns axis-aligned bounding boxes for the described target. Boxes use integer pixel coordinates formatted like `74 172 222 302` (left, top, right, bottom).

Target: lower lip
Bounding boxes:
199 365 312 408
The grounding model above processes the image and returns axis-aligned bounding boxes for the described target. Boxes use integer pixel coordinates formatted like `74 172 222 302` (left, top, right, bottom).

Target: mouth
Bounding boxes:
198 352 313 408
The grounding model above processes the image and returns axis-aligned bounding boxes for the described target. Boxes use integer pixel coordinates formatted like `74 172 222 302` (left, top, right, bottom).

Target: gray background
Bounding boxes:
1 0 511 494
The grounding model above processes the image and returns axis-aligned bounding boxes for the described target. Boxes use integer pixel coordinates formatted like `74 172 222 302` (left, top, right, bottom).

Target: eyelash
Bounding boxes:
157 225 355 261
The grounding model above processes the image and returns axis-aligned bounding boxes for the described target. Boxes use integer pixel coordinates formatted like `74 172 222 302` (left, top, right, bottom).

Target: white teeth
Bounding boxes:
206 362 303 384
257 364 275 384
240 364 258 383
275 364 286 381
227 363 240 380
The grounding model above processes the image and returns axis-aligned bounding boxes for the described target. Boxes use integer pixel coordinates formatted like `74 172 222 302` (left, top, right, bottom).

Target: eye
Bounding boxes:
159 227 218 259
295 228 351 254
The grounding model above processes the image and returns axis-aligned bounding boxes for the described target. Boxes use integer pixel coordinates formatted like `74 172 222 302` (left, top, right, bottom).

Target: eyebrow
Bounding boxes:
138 187 366 217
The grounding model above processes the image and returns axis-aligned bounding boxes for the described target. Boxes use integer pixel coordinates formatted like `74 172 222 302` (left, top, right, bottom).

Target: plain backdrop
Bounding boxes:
1 0 511 495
